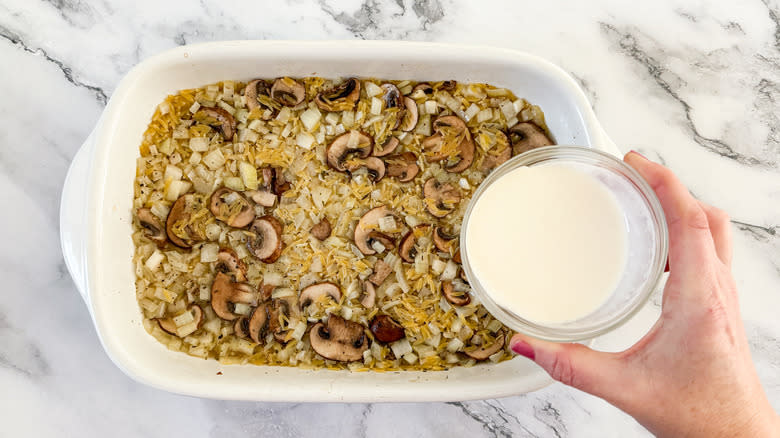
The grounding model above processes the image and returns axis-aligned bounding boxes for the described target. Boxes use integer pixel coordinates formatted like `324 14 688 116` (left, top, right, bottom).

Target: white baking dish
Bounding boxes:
60 40 620 402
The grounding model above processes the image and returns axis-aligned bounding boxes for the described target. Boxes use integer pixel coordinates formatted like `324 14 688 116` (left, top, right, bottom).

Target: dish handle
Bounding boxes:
60 130 95 305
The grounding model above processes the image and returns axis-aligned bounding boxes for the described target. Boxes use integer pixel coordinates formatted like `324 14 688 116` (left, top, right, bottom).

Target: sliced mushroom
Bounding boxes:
270 77 305 106
423 178 461 218
411 83 434 97
299 282 341 310
234 316 249 339
361 157 386 182
248 304 268 344
480 143 512 172
423 115 475 173
244 79 277 114
315 78 361 112
368 260 392 286
137 207 167 247
209 187 255 228
360 281 376 308
353 206 398 255
259 283 275 302
453 247 462 264
272 168 291 196
399 96 418 132
433 227 457 253
247 215 284 263
309 315 369 362
439 80 457 91
367 231 395 253
398 224 431 263
369 314 405 343
166 194 207 248
385 152 420 183
211 272 257 321
465 330 506 360
194 107 237 141
478 130 512 172
459 267 469 283
326 131 373 171
268 296 299 343
442 280 471 306
156 305 204 337
373 136 399 157
508 122 553 155
310 218 332 240
381 83 403 109
215 247 247 282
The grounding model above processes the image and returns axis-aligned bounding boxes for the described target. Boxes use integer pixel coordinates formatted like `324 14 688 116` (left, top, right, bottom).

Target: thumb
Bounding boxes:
510 334 629 401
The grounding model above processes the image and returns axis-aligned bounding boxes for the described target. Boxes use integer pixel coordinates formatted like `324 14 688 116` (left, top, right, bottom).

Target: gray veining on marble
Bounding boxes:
0 0 778 437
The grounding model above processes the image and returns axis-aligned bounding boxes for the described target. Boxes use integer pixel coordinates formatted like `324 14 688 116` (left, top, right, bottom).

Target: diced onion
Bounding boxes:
390 338 413 358
446 337 464 353
205 223 222 241
377 215 396 232
364 82 382 97
145 250 164 271
424 100 438 115
370 97 383 115
164 165 182 182
402 352 418 364
165 180 192 201
300 107 322 131
188 137 209 152
296 132 315 149
272 287 295 298
223 176 244 191
440 260 458 281
371 240 386 254
200 243 219 263
173 309 195 327
203 149 226 170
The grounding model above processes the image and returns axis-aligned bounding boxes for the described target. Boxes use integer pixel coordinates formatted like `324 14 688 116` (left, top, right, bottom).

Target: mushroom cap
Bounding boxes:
326 131 373 171
479 140 512 173
439 80 457 91
423 178 461 218
137 207 167 247
309 315 369 362
464 330 506 360
299 282 341 310
211 273 257 321
166 194 206 248
508 122 553 155
385 152 420 183
362 157 386 182
271 77 306 106
194 107 237 141
315 78 361 112
215 247 247 282
398 224 431 263
310 218 332 241
248 304 268 344
353 205 397 255
399 96 419 132
209 187 255 228
369 314 406 343
373 136 399 157
247 215 284 263
244 79 275 113
432 226 457 253
442 280 471 306
360 281 377 308
368 260 393 286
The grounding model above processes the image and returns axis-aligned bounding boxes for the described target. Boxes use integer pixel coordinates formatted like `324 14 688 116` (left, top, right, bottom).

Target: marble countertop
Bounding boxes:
1 0 778 436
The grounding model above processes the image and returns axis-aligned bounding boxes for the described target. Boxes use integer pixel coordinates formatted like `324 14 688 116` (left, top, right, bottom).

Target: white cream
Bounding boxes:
465 163 628 324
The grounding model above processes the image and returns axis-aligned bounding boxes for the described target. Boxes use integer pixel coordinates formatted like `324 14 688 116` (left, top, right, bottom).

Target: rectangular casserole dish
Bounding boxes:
60 40 620 402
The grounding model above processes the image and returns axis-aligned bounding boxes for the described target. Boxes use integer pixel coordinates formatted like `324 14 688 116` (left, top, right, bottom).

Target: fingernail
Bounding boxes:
510 340 535 360
664 257 670 273
629 150 648 160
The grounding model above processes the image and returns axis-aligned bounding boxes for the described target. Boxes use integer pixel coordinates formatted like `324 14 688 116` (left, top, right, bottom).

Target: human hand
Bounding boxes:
509 151 779 437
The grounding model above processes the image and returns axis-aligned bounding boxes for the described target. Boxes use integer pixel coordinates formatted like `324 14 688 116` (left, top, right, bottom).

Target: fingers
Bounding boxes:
623 152 718 273
698 201 732 267
510 334 628 403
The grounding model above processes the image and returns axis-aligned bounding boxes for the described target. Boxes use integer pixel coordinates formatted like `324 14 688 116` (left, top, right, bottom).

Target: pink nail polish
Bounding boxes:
510 340 535 360
629 150 648 160
664 257 670 273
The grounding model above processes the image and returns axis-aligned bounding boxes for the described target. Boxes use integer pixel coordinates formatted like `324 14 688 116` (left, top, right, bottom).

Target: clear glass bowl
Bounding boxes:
460 146 668 342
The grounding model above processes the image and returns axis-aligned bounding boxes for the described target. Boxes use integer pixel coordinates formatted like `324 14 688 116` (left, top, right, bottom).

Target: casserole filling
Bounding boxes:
132 77 553 370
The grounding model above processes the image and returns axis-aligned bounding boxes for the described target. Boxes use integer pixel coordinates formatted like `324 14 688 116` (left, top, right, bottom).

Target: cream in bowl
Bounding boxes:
460 146 668 342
